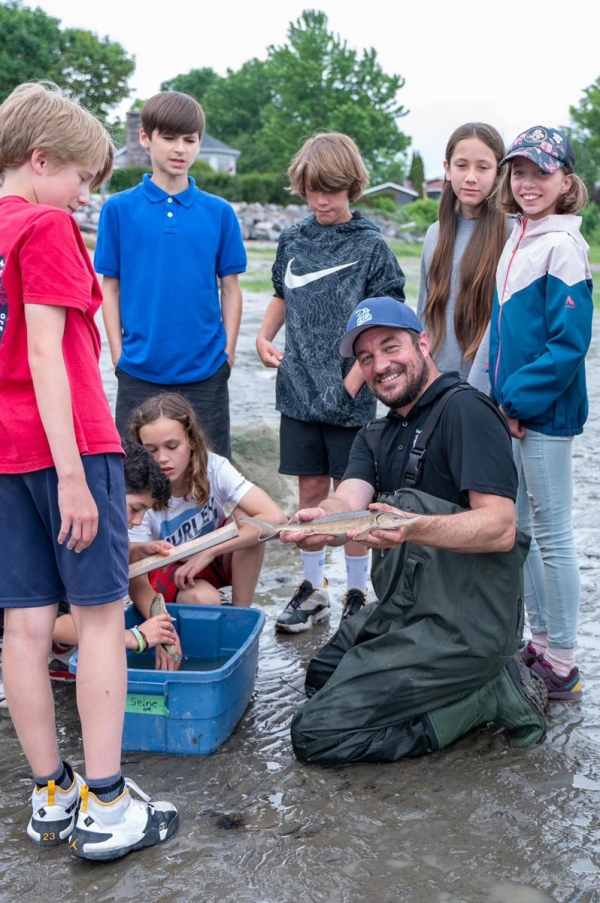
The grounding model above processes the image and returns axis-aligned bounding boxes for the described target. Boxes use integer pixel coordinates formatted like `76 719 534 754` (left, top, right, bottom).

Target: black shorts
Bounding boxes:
279 415 361 480
115 361 232 459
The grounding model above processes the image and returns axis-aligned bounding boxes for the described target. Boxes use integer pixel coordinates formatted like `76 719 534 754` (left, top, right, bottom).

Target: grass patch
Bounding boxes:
588 244 600 266
386 240 423 259
240 275 274 293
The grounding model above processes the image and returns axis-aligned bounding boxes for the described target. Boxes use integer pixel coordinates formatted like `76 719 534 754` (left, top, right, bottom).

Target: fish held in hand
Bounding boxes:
238 509 421 542
149 593 182 663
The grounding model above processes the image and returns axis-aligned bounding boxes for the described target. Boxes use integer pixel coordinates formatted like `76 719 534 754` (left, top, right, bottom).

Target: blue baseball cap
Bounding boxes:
499 125 575 173
339 297 423 358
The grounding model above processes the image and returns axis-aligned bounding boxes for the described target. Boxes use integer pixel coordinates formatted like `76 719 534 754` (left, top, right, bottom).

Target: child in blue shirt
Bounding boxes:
96 91 246 458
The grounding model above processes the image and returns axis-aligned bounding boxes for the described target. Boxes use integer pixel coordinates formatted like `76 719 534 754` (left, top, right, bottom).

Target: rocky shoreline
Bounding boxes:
75 194 419 243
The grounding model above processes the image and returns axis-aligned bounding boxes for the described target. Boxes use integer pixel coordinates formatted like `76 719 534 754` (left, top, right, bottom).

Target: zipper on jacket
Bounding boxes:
494 218 528 387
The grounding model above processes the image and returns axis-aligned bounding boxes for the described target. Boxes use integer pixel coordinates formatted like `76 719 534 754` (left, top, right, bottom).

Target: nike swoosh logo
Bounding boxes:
284 258 359 289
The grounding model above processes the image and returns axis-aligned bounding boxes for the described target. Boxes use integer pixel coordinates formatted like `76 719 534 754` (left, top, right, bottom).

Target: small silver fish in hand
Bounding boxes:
238 509 420 542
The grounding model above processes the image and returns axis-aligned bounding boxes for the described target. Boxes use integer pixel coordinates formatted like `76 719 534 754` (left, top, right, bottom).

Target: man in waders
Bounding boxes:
283 296 548 765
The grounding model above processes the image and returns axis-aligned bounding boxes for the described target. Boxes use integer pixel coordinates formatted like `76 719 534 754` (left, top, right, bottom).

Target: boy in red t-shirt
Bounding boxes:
0 82 178 861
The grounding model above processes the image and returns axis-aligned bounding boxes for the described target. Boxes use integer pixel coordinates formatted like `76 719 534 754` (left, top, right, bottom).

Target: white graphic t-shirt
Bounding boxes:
129 453 253 547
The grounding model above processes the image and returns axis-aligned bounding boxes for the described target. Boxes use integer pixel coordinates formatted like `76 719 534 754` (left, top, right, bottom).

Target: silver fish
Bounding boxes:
149 593 182 663
238 509 421 542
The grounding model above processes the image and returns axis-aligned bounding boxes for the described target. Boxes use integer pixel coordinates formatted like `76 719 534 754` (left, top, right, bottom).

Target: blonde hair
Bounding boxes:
128 394 211 505
496 163 589 215
287 132 369 203
0 82 114 190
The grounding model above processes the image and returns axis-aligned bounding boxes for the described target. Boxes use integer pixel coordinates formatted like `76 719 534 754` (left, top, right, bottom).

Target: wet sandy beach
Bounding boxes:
0 270 598 903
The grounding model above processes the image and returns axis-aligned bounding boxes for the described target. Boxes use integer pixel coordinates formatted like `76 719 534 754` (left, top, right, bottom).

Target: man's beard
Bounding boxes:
370 355 429 410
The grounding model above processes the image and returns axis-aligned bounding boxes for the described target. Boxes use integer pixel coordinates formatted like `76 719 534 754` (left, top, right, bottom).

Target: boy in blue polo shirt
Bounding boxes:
96 91 246 458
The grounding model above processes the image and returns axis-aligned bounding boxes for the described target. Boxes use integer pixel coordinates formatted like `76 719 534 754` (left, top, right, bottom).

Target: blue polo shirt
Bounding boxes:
95 175 247 384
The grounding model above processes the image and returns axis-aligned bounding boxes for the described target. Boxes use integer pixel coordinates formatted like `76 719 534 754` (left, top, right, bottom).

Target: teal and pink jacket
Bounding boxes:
489 214 593 436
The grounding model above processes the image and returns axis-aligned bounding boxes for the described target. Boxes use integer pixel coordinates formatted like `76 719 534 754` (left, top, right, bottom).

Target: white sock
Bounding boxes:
345 553 370 593
301 550 326 588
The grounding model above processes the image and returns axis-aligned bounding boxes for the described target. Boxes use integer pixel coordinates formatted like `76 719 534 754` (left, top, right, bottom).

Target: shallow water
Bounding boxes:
0 252 599 903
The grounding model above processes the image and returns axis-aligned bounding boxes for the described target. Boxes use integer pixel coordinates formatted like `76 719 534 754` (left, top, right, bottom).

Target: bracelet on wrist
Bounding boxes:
130 626 147 653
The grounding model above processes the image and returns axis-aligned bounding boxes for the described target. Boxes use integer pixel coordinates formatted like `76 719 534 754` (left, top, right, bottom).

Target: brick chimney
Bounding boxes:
125 111 150 165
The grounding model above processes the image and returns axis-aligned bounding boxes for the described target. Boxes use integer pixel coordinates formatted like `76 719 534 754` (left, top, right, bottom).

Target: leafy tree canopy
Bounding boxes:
160 67 220 100
166 9 410 180
257 10 409 180
0 1 135 119
569 74 600 199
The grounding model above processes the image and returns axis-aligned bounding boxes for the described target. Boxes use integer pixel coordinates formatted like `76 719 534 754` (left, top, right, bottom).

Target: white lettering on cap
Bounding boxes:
355 307 372 327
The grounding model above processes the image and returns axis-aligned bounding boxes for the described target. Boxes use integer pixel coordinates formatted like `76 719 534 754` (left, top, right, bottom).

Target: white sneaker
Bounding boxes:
69 778 179 861
27 771 85 847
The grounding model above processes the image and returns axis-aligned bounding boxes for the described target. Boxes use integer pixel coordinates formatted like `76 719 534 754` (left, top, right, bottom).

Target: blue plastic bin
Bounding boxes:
70 604 265 756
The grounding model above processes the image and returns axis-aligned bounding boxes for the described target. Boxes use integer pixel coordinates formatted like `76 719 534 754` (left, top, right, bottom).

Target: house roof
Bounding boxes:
363 182 419 199
200 133 240 156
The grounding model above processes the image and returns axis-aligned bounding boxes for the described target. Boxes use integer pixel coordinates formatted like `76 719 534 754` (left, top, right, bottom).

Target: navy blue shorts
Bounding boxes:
279 415 361 481
0 454 129 608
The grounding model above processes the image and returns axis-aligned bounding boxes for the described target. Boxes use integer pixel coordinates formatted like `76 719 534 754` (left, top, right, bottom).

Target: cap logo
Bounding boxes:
524 127 547 143
355 306 373 327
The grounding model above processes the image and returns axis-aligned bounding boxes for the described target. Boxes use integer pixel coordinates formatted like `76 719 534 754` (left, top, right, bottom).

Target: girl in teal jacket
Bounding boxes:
490 125 593 701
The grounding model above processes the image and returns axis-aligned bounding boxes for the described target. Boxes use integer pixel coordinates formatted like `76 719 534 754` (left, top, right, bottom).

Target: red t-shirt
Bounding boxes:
0 196 122 473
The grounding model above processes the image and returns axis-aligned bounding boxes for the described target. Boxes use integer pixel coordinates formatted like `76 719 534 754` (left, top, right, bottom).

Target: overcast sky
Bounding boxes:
30 0 599 179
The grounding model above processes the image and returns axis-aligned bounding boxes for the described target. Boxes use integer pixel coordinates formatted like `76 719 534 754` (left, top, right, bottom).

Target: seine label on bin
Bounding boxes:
126 694 169 717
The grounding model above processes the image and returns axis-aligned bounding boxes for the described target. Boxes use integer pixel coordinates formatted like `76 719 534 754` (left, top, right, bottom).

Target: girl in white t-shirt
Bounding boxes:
128 393 286 614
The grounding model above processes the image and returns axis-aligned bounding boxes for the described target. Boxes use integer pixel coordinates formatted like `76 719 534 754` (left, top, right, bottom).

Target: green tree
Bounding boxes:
59 27 135 120
408 151 426 198
569 75 600 200
201 59 274 173
160 67 220 101
256 10 409 179
0 1 62 99
168 9 410 177
0 1 134 118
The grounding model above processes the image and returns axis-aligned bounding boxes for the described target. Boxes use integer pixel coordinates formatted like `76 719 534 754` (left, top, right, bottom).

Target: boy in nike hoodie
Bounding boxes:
256 132 406 632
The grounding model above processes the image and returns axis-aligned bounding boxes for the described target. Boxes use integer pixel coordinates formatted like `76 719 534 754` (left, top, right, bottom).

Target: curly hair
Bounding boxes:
122 439 171 509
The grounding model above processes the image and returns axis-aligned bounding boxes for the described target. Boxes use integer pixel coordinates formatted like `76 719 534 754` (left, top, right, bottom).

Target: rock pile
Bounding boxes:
75 195 419 243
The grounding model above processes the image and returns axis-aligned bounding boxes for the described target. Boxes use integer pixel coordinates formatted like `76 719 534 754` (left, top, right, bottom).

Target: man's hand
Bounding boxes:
347 502 416 551
279 507 338 550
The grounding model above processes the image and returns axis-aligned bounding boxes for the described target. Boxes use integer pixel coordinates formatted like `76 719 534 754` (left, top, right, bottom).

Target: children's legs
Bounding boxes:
332 477 370 590
177 580 222 605
518 431 579 652
513 438 548 641
70 600 126 779
298 474 331 587
230 545 265 607
3 605 61 776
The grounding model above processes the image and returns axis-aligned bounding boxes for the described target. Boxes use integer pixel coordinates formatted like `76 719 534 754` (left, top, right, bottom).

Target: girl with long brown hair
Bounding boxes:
128 394 286 621
417 123 508 392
